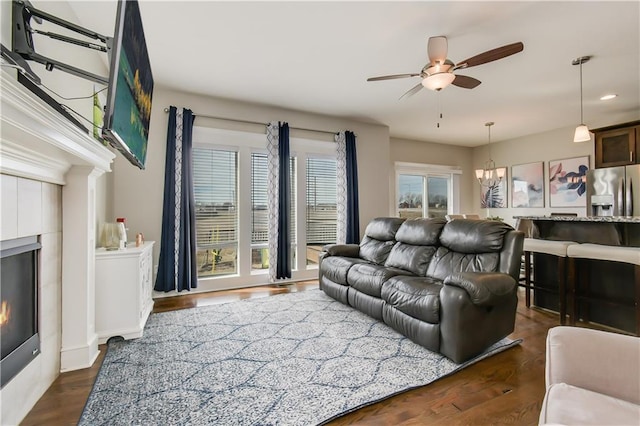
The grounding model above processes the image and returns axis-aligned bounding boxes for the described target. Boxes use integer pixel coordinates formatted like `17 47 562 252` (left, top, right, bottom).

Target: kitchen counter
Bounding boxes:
514 215 640 223
515 216 640 247
516 216 639 334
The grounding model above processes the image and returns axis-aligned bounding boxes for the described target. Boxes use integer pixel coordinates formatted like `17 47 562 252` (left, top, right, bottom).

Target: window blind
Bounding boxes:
192 148 238 249
306 157 337 244
250 152 296 245
251 153 268 244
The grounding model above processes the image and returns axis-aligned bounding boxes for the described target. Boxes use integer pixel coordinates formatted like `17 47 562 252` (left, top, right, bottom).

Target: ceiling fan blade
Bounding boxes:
399 82 423 100
367 73 420 82
427 36 448 64
451 74 481 89
456 42 524 69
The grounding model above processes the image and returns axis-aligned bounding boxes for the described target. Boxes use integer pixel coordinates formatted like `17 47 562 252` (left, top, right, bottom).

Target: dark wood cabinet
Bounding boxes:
594 121 640 168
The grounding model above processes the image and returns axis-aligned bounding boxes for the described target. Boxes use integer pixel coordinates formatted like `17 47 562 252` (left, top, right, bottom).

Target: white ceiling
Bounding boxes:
68 1 640 147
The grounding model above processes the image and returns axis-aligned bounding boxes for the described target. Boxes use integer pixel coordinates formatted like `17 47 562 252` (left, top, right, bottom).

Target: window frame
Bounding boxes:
192 145 239 278
394 162 462 218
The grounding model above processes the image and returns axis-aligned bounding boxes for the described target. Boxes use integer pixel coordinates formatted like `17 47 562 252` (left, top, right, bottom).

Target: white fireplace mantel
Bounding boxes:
1 70 116 372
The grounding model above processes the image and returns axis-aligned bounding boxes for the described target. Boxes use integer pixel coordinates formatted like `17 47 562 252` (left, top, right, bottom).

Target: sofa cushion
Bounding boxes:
381 276 443 324
364 217 406 241
356 217 406 264
440 219 512 253
395 218 446 245
359 236 396 264
426 248 500 282
385 243 437 276
540 382 640 425
384 218 445 275
347 263 410 298
320 256 367 285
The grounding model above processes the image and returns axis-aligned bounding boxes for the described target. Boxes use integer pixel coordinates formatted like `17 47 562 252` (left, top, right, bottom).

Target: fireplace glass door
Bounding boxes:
0 236 41 388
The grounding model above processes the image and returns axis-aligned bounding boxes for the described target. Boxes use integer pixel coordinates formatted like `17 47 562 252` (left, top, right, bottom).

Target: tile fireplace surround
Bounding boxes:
0 70 115 424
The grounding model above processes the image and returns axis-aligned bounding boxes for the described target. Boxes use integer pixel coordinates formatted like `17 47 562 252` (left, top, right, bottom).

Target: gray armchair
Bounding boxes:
539 326 640 425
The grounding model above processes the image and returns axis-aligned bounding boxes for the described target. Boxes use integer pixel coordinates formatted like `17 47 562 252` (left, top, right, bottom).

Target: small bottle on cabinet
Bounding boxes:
116 217 127 249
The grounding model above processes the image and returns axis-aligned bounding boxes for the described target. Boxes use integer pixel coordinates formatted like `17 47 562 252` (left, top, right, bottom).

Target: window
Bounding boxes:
250 153 268 270
250 152 296 272
395 162 461 219
193 148 238 277
289 159 297 268
306 157 337 266
427 176 449 219
192 125 337 289
398 174 424 219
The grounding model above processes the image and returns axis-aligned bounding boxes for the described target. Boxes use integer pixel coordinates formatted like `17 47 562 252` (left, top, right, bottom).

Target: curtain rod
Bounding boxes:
163 107 339 136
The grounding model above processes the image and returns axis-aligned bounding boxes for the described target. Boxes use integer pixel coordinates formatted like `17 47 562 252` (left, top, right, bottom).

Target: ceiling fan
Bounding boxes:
367 36 524 99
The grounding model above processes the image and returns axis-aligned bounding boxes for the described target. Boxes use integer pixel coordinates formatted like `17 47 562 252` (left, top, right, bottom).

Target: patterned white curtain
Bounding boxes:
335 131 347 244
266 122 280 282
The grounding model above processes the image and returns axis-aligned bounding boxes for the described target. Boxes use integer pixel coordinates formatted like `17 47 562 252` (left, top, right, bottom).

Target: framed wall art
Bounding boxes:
548 156 589 207
511 161 544 208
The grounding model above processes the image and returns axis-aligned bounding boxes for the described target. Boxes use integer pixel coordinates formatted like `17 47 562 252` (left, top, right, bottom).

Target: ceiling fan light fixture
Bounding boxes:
422 72 455 91
367 37 523 97
573 124 591 143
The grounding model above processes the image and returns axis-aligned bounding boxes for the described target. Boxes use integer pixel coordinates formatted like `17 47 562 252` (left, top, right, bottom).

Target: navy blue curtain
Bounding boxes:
276 122 291 278
155 107 198 292
345 131 360 244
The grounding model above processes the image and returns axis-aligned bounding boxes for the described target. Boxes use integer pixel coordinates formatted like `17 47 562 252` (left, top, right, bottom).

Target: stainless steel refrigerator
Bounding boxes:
586 165 640 216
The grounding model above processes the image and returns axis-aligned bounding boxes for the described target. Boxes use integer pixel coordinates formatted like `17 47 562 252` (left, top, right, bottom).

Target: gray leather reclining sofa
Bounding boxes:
318 217 524 363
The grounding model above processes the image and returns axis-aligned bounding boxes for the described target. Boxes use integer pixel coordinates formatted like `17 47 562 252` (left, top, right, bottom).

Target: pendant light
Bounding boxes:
572 56 591 143
475 122 506 186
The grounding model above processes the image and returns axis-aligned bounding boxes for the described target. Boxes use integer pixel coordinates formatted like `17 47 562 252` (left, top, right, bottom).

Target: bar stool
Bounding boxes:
515 218 535 288
566 244 640 334
522 239 576 325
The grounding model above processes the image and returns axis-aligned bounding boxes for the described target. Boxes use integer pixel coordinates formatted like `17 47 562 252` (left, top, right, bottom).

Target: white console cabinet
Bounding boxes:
95 241 155 344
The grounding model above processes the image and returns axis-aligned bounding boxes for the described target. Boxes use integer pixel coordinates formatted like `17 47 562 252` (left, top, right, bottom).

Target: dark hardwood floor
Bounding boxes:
22 282 558 426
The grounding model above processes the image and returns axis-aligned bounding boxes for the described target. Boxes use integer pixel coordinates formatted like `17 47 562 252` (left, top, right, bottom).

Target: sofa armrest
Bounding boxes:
443 272 516 307
322 243 360 258
545 326 640 405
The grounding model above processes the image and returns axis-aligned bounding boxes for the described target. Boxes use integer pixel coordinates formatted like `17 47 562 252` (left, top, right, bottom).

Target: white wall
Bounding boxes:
111 86 392 280
470 125 594 227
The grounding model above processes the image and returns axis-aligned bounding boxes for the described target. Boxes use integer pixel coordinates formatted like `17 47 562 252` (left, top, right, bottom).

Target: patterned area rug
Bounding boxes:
80 289 520 426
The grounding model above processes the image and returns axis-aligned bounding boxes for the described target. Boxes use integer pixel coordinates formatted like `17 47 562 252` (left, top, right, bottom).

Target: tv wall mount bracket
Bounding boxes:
11 0 111 85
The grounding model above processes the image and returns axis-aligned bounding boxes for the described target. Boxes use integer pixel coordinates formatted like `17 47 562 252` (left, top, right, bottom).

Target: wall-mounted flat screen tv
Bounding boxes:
103 0 153 170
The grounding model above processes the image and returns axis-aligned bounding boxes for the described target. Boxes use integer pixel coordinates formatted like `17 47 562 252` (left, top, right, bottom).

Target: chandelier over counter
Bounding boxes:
475 122 506 187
